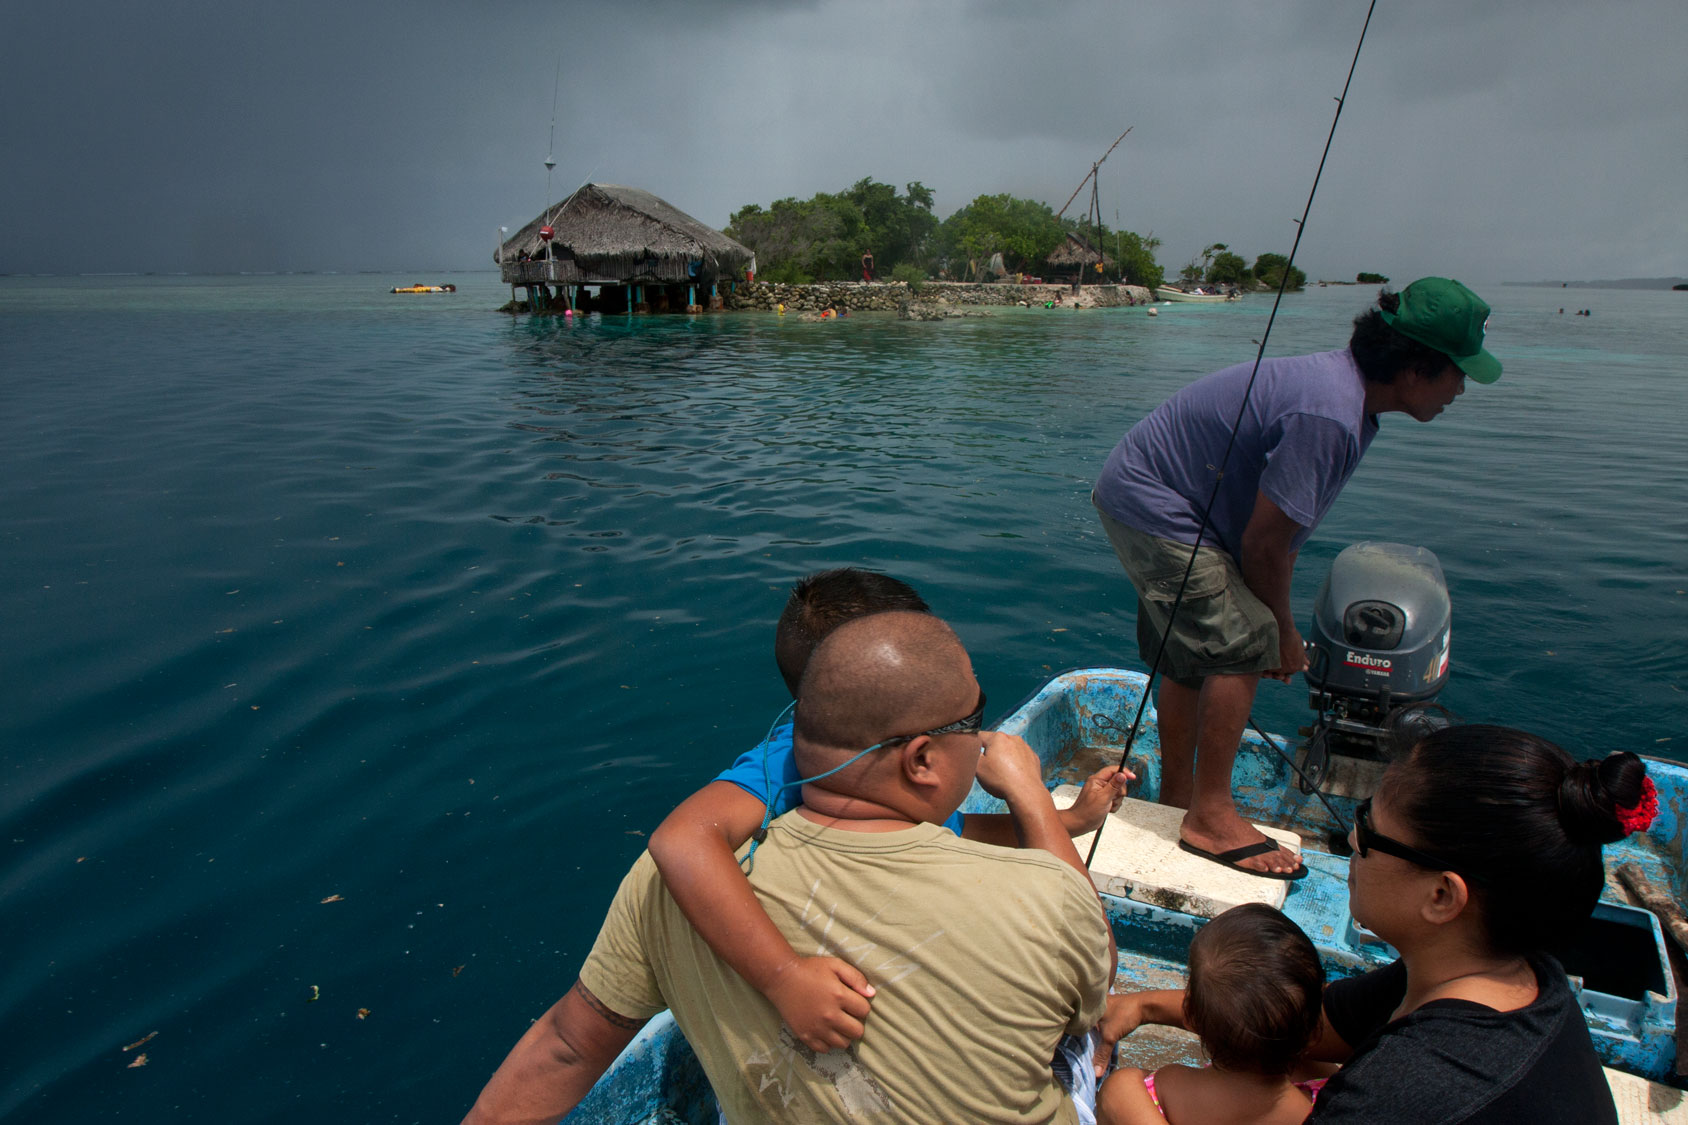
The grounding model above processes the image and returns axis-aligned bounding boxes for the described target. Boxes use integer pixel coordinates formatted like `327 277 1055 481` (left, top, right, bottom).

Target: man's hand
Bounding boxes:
1264 622 1308 683
975 731 1049 803
1091 993 1146 1077
1240 491 1307 685
765 955 876 1052
1091 990 1189 1078
1061 764 1133 836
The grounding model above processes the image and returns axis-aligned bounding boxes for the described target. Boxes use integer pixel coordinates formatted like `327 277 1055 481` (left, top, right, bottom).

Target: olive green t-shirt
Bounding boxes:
580 813 1112 1124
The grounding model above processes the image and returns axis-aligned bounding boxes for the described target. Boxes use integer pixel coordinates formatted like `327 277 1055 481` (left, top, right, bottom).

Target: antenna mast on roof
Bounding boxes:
543 55 561 225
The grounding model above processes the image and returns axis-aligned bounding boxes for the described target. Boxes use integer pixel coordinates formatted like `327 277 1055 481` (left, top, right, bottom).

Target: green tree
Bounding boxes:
726 179 936 280
933 194 1068 275
1356 271 1388 284
1111 230 1164 290
1175 242 1228 284
1207 251 1248 285
1253 252 1307 291
845 178 937 270
727 196 850 280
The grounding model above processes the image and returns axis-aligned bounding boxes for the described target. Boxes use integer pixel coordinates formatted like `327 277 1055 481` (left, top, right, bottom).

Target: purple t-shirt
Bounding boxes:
1093 348 1378 558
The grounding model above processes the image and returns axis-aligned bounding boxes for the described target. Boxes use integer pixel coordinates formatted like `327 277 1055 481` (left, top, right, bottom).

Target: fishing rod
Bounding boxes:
1085 0 1378 867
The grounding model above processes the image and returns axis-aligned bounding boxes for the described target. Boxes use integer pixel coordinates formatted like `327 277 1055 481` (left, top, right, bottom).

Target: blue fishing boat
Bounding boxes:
566 537 1678 1122
560 657 1685 1124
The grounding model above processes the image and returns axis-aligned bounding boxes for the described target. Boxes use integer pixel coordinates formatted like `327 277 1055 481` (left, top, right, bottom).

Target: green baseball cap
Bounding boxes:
1380 277 1502 384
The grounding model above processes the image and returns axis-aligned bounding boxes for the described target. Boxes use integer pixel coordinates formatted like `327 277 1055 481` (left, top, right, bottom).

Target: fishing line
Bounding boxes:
1248 718 1352 835
1086 0 1378 867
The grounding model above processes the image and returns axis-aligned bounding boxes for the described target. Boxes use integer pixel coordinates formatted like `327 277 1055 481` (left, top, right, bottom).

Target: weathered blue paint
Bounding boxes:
574 667 1685 1113
563 1011 718 1124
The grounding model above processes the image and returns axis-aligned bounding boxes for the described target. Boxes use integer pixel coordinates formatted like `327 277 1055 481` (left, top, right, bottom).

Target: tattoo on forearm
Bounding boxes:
572 980 646 1030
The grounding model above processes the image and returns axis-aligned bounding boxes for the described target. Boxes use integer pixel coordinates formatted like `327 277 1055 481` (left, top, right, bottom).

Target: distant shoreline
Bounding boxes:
1502 277 1687 290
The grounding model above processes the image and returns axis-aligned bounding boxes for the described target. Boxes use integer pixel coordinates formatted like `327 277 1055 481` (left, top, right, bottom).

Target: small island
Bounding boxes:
497 176 1361 315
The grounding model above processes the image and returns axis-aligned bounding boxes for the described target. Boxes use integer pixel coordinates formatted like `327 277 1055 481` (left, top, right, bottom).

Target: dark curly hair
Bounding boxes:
1387 725 1649 955
1349 288 1458 384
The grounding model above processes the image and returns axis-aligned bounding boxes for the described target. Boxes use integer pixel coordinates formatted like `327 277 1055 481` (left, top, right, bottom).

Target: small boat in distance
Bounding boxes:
1154 284 1240 303
391 283 457 294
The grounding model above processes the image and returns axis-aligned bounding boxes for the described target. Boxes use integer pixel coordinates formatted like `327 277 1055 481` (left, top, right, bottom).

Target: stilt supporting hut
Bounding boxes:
498 183 754 314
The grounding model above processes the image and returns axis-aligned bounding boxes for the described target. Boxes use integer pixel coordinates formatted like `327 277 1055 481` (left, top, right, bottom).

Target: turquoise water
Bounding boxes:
2 274 1684 1122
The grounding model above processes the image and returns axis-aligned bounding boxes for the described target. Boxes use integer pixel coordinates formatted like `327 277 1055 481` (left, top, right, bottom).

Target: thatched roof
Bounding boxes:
1045 233 1113 269
498 183 754 286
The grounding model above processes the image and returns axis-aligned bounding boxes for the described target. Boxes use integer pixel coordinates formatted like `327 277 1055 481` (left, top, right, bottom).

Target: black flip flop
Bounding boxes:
1178 838 1308 881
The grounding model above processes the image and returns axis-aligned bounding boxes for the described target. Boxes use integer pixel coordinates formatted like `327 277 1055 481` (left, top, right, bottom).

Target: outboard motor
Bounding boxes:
1299 542 1454 790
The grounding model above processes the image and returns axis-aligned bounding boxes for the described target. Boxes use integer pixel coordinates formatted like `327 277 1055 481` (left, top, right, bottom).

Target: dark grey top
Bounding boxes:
1311 953 1617 1124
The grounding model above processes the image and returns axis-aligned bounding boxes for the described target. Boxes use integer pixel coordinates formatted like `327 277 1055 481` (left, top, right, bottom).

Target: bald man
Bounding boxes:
464 612 1112 1125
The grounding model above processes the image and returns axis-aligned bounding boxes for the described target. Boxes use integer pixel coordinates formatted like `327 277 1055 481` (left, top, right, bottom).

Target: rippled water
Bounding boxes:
2 273 1684 1122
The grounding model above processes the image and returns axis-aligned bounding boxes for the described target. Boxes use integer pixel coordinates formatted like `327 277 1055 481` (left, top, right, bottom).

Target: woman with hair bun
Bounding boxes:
1306 725 1653 1123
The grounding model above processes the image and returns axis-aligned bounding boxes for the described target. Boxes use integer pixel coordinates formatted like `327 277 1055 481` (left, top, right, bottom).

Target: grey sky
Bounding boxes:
5 0 1683 282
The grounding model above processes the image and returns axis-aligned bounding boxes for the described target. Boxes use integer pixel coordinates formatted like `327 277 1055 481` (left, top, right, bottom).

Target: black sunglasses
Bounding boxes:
1353 797 1462 873
885 689 987 744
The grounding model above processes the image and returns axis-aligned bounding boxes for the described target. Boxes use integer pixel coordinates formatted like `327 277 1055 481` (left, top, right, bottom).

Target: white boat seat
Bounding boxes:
1053 786 1300 918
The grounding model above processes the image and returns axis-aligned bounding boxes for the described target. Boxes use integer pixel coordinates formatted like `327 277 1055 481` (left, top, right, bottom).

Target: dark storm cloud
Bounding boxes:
3 0 1681 280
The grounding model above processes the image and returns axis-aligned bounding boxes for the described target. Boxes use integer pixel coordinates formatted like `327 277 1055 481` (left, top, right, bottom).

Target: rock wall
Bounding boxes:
725 281 1154 312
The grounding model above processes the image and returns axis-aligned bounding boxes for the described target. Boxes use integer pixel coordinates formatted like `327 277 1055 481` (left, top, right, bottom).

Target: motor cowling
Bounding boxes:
1305 542 1450 706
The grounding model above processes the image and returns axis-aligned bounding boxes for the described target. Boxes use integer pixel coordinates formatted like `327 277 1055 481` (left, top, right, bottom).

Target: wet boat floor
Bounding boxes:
1107 959 1204 1071
1111 1023 1204 1072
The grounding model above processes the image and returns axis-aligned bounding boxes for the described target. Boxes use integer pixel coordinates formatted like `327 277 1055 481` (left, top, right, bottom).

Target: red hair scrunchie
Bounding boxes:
1615 776 1659 836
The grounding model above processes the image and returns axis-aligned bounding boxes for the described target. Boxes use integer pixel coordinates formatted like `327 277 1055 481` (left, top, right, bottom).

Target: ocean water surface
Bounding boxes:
2 273 1684 1122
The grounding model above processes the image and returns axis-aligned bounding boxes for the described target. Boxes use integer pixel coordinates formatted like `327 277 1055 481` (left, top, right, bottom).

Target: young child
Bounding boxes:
647 567 1130 1052
1096 904 1326 1125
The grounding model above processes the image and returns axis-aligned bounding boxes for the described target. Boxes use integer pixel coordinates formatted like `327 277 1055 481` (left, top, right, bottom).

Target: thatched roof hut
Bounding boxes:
1045 233 1113 271
499 183 754 287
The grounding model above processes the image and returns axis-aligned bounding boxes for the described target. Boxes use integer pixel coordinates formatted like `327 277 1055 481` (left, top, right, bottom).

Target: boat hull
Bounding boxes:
1153 286 1237 302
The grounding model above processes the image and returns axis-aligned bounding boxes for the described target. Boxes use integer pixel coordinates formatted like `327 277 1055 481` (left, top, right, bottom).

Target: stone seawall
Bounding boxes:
726 281 1155 313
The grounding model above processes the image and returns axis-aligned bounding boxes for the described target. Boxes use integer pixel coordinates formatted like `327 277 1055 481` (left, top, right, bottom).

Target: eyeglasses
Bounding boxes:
1353 797 1461 873
883 689 987 744
783 689 989 796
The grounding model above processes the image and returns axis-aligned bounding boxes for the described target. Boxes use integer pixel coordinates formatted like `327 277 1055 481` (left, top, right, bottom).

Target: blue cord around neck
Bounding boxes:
742 700 898 873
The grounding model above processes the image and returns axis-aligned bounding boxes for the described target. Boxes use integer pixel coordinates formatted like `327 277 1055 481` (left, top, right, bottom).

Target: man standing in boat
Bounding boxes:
1092 278 1501 878
462 611 1112 1124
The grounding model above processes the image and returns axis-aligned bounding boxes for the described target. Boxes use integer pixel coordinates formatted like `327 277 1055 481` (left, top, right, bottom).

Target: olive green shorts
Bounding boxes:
1095 502 1279 686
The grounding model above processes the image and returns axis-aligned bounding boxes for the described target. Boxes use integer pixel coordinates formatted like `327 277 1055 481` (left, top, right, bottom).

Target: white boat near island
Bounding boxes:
1154 285 1242 302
